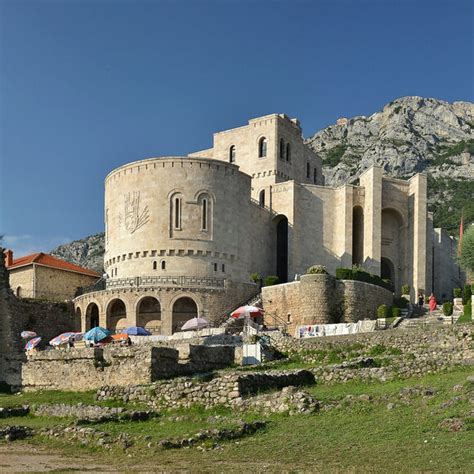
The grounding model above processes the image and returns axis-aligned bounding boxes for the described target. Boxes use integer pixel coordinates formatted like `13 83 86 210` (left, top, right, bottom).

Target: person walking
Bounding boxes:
429 293 437 313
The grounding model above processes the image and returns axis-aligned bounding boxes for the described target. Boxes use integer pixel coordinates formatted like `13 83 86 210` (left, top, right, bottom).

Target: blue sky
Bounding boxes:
1 0 473 256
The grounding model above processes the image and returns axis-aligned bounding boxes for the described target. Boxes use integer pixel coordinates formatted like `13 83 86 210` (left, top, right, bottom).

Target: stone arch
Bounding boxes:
136 296 162 334
274 214 288 283
196 191 213 233
75 307 82 332
106 298 127 333
259 189 265 207
258 137 267 158
352 205 364 265
85 302 100 331
381 208 406 293
171 295 200 333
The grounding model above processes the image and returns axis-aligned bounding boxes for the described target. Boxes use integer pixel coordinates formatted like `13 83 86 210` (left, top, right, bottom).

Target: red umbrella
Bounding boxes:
231 305 265 319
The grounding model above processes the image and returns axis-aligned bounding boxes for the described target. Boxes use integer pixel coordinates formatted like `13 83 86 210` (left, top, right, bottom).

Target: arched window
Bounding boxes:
259 189 265 207
161 260 166 270
279 139 285 160
229 145 236 163
202 198 208 230
16 286 22 297
172 195 182 230
306 163 310 178
153 261 157 270
286 143 291 162
258 137 267 158
313 168 317 184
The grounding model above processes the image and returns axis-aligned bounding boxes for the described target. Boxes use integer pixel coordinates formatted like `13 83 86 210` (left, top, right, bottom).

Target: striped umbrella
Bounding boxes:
21 331 37 339
83 326 111 343
181 317 210 331
25 337 41 351
230 305 265 319
49 332 78 346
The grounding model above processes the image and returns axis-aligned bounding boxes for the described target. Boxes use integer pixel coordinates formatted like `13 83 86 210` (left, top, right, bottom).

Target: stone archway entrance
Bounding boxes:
381 257 395 287
106 299 127 333
137 297 161 334
85 303 99 331
275 215 288 283
172 297 198 333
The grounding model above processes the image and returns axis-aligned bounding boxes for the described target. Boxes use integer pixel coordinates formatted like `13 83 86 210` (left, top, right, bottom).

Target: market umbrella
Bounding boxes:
21 331 37 339
122 326 151 336
83 326 111 343
49 332 78 347
231 305 265 319
25 336 41 351
181 317 210 331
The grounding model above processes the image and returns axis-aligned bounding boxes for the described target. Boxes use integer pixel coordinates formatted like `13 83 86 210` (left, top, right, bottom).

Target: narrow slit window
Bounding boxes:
202 198 208 230
286 143 291 162
222 264 225 272
213 263 217 272
258 137 267 158
259 190 265 207
229 145 236 163
306 163 310 178
174 197 181 229
153 261 157 270
279 139 285 160
161 260 166 270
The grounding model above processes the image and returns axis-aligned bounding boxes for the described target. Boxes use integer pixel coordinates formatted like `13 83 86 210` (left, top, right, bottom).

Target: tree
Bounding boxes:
458 225 474 274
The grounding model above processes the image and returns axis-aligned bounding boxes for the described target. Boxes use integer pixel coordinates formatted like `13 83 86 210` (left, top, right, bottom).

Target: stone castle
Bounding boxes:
73 113 459 335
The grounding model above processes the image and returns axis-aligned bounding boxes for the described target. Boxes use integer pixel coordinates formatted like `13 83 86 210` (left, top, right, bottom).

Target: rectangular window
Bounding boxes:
213 263 217 272
174 197 181 229
202 199 208 230
222 264 225 272
306 163 310 178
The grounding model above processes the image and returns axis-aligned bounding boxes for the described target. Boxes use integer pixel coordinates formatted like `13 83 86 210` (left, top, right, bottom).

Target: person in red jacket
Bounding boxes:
429 293 437 312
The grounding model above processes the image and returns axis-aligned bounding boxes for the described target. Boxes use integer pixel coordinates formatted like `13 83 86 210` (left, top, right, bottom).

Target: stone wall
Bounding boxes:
0 249 77 389
96 369 315 408
22 344 236 392
262 274 393 335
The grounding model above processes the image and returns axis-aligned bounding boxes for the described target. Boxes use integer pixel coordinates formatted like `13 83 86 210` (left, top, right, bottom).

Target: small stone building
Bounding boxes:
4 250 100 301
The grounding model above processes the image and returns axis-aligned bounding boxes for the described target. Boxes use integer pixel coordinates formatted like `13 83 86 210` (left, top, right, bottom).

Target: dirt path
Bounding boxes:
0 443 113 473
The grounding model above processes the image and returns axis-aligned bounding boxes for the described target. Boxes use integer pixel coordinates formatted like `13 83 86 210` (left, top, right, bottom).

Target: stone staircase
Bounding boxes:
399 307 445 328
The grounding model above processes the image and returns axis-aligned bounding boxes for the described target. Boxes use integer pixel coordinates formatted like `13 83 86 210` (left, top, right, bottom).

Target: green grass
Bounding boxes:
324 144 347 167
4 367 471 472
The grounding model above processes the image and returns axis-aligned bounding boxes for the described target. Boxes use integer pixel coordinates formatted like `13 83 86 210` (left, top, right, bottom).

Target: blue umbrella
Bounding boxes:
123 326 151 336
83 326 111 343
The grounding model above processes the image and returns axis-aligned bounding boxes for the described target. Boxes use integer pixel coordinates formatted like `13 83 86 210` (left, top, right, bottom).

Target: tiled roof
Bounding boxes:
6 252 100 277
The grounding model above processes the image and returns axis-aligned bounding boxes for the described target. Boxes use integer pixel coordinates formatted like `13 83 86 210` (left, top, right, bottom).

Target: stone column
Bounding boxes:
359 166 382 275
409 174 427 297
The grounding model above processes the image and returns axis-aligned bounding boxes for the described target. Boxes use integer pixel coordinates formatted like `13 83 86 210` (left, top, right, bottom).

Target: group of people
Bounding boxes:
417 293 437 312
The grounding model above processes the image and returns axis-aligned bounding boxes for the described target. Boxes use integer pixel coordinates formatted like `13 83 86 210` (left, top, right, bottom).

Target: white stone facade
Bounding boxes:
75 113 435 335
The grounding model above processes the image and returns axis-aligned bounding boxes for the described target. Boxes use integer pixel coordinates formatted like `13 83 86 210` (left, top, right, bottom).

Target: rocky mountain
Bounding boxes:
51 97 473 270
305 96 474 233
50 233 105 274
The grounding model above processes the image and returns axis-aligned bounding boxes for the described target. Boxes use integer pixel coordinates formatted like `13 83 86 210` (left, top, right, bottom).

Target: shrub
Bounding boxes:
336 267 393 291
442 302 453 316
457 300 472 324
463 284 472 305
377 304 389 319
305 265 328 275
401 284 410 295
393 297 408 309
453 288 462 298
250 273 261 283
263 275 279 287
391 307 401 318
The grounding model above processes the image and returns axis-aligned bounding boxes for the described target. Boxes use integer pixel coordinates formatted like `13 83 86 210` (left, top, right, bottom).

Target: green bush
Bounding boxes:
377 304 389 319
453 288 462 298
463 284 472 305
442 302 453 316
391 307 401 318
250 272 261 283
457 300 472 324
401 284 410 295
393 297 408 309
305 265 328 275
335 267 393 291
264 275 279 287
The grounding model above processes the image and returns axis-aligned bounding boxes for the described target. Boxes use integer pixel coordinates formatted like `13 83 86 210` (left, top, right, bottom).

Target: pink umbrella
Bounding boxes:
21 331 37 339
181 317 210 331
231 305 265 319
25 337 41 351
